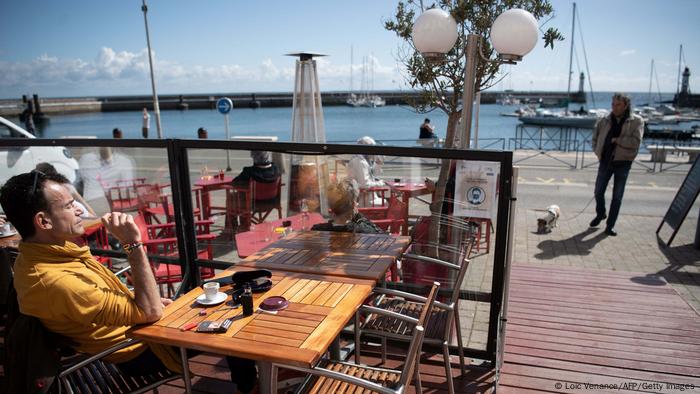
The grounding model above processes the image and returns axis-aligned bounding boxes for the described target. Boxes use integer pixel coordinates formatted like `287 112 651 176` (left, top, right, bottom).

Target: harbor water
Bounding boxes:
8 92 688 148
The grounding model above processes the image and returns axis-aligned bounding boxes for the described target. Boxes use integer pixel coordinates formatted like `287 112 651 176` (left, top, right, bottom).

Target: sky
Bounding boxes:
1 0 699 98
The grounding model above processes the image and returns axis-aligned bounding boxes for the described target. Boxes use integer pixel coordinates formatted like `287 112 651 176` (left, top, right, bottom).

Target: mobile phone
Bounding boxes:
196 318 233 333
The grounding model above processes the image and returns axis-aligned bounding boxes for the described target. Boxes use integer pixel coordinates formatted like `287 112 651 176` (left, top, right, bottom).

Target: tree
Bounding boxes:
385 0 562 242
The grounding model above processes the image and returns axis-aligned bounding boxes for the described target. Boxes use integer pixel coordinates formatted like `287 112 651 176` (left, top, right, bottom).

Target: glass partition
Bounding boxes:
184 141 511 358
0 137 512 363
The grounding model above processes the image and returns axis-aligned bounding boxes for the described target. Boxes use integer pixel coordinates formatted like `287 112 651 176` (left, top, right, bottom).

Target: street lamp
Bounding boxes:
142 0 163 139
413 8 538 149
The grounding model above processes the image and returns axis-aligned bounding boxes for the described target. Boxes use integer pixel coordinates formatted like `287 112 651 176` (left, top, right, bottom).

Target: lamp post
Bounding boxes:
412 8 539 149
142 0 163 139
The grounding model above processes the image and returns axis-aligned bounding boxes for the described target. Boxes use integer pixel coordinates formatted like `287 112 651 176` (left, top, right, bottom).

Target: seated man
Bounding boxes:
233 150 280 186
347 136 386 206
311 178 384 234
0 170 257 393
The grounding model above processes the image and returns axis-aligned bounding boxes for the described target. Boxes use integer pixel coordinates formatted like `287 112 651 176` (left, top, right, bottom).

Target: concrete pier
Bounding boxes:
0 90 586 117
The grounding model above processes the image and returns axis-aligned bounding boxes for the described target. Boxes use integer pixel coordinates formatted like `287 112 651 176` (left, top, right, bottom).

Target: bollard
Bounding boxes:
197 127 208 139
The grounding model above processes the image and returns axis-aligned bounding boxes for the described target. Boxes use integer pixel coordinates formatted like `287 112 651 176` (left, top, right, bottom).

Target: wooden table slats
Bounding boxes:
238 231 410 281
130 271 374 367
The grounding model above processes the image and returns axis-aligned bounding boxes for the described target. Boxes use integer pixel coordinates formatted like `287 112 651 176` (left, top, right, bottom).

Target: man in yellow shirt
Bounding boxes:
0 170 256 393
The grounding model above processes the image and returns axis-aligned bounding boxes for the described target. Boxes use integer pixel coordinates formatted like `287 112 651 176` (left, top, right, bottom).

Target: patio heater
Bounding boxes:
286 52 329 216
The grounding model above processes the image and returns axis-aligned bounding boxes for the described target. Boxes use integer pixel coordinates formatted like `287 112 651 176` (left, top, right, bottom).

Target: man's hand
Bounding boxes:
161 298 173 307
101 212 142 244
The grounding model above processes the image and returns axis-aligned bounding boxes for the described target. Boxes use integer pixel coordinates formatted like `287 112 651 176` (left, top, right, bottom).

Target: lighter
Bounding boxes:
241 285 253 316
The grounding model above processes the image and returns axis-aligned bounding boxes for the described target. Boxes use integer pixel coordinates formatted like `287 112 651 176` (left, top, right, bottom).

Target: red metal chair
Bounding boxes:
358 195 407 234
103 178 146 212
225 177 282 232
135 183 201 225
132 214 216 297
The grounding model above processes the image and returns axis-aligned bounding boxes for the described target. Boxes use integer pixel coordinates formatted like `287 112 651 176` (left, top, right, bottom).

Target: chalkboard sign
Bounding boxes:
657 155 700 246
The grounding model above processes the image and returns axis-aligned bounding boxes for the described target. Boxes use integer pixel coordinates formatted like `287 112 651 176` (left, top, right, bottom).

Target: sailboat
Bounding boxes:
518 2 602 129
347 53 385 107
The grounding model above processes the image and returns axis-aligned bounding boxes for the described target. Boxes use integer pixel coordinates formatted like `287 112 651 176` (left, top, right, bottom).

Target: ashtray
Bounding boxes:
259 296 289 312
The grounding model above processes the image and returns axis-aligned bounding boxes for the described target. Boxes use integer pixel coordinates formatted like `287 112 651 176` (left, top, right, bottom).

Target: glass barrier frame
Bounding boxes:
0 137 513 365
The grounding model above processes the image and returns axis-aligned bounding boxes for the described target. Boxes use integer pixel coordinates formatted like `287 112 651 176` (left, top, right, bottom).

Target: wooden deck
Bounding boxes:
500 264 700 393
143 263 700 393
5 263 698 393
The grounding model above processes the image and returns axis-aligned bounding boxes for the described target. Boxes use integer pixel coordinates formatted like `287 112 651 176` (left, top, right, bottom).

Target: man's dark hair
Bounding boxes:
0 171 69 239
424 118 430 123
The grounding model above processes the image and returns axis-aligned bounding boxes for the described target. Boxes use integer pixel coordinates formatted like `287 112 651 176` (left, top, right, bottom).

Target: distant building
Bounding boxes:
674 67 700 108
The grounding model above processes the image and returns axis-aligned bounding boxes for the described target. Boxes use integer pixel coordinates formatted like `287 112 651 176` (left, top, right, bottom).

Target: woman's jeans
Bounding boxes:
594 160 632 230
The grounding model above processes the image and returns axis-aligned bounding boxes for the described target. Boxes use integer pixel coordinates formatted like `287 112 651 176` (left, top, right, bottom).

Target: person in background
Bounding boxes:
311 178 384 234
22 108 36 135
35 163 96 218
589 92 644 236
232 151 280 186
142 108 150 139
112 128 123 139
78 147 136 214
0 171 258 393
347 136 385 206
419 118 436 139
197 127 208 139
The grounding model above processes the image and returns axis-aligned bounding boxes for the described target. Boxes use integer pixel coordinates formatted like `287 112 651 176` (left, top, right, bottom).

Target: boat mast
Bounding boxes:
566 2 576 114
648 59 654 105
676 44 683 96
349 45 354 97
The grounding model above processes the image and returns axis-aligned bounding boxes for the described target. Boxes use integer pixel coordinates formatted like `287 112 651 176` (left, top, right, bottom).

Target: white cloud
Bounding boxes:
0 47 409 97
619 49 636 57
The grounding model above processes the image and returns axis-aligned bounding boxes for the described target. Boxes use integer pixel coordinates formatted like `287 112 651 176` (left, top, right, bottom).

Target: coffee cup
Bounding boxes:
203 282 220 301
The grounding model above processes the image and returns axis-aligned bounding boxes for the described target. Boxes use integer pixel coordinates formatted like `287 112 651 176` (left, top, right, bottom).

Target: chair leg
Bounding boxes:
270 364 278 394
414 359 423 394
453 308 467 374
381 336 387 364
443 343 455 394
354 311 362 365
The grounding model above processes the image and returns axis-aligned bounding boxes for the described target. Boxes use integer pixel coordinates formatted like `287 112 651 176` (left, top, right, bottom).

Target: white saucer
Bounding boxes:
196 292 227 306
0 230 18 238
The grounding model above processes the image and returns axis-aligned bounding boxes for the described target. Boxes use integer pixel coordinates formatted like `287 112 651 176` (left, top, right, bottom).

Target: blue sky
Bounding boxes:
1 0 698 98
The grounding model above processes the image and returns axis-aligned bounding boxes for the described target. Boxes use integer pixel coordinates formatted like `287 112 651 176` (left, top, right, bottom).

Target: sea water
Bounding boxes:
18 92 680 146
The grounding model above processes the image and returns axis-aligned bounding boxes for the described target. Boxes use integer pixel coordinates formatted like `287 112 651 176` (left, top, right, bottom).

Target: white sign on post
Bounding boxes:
453 160 498 219
217 98 233 171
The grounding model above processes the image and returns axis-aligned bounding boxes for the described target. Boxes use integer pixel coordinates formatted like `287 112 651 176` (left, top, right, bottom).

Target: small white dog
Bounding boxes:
537 205 561 234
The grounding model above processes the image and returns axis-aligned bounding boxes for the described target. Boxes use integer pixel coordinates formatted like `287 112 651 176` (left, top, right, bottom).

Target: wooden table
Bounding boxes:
194 176 233 219
238 231 411 282
234 213 326 258
129 270 374 394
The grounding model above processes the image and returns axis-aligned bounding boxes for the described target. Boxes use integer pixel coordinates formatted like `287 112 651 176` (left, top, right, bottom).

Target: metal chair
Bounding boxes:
225 177 282 232
131 214 216 297
270 282 440 394
355 241 472 394
58 338 180 394
103 180 142 212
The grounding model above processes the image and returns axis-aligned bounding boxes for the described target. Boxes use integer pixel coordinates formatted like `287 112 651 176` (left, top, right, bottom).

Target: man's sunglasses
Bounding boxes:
29 169 46 196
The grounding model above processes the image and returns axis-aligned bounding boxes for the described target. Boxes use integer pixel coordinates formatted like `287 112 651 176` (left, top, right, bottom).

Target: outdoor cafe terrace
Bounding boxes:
1 138 698 393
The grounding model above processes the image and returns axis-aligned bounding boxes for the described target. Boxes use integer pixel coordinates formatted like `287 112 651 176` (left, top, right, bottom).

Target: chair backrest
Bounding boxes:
397 282 440 388
251 177 281 201
135 183 165 207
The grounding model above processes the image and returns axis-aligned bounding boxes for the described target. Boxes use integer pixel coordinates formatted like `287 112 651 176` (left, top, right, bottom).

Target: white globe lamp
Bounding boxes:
412 8 458 62
490 9 539 62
